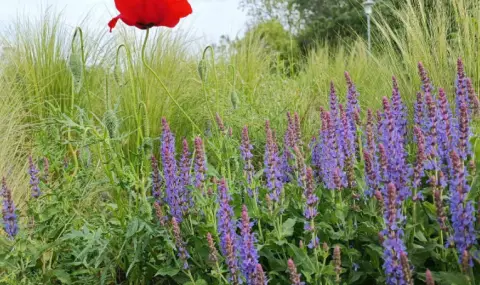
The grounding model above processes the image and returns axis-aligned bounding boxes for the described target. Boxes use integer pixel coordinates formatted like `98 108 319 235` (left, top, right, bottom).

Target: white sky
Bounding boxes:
0 0 249 46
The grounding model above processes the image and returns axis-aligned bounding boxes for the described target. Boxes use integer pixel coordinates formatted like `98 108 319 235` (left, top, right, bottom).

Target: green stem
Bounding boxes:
140 29 201 134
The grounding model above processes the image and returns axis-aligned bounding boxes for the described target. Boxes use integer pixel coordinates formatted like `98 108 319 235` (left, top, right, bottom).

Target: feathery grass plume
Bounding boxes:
139 102 150 138
171 217 190 269
240 125 254 195
194 136 207 192
264 120 283 203
287 259 304 285
231 91 240 110
68 27 84 94
382 183 408 285
253 264 267 285
114 45 128 87
334 245 342 284
103 110 119 139
160 118 182 222
198 58 207 82
447 150 476 266
303 167 319 249
1 177 18 239
426 269 435 285
239 205 259 284
28 155 41 198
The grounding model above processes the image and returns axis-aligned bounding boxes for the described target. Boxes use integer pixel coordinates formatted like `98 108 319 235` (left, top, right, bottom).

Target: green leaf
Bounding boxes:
53 270 72 284
432 271 470 285
414 230 427 242
126 218 139 238
282 218 296 237
155 266 180 277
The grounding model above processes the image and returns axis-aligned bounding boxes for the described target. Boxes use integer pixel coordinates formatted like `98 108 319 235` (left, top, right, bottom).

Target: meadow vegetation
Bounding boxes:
0 0 479 284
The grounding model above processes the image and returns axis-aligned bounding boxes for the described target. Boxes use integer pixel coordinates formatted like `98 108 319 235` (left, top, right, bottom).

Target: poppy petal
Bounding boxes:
108 15 121 32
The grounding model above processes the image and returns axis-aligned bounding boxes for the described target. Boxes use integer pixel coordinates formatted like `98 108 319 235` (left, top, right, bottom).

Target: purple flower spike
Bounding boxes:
253 264 267 285
225 233 241 285
194 136 207 191
160 118 182 222
239 205 259 284
381 182 408 285
447 151 477 265
171 217 190 269
391 77 408 144
413 126 426 189
28 155 41 198
303 167 319 235
151 155 162 200
287 259 305 285
1 177 18 239
264 121 283 203
179 138 194 213
217 178 237 255
240 125 255 194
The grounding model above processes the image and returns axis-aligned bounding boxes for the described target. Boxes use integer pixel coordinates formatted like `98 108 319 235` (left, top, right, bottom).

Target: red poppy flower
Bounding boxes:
108 0 192 32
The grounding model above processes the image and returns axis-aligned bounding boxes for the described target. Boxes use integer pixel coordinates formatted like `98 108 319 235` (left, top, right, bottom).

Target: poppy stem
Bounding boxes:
140 29 202 134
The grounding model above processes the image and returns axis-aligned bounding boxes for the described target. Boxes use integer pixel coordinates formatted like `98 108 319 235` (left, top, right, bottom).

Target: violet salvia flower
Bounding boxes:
456 97 471 160
161 118 182 221
215 112 226 132
43 157 49 184
400 251 414 285
382 182 408 285
207 232 219 264
431 176 447 231
28 155 41 198
363 149 380 197
455 58 467 117
412 126 427 189
334 245 342 284
225 233 241 285
179 138 194 214
294 146 306 188
282 112 297 182
151 155 162 200
380 98 412 201
465 77 480 115
418 61 433 94
294 112 301 145
437 88 454 167
320 111 343 190
426 269 435 285
253 264 267 285
303 167 318 239
264 121 283 202
447 150 477 265
217 178 237 255
287 259 304 285
194 136 207 191
1 177 18 239
391 77 408 144
329 81 339 121
153 201 167 226
171 217 190 269
344 71 361 127
414 92 426 134
240 126 255 193
424 92 440 171
239 205 259 284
